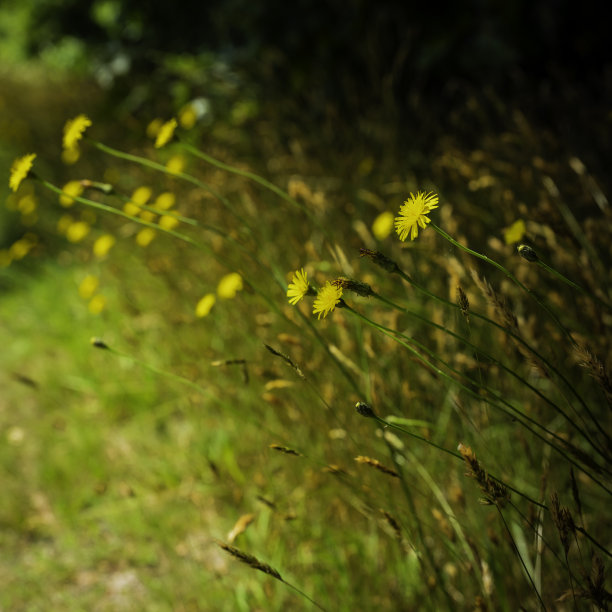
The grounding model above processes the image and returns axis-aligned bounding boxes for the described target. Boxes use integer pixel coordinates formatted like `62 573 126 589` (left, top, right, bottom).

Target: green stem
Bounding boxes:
393 265 609 446
374 293 610 462
431 223 577 346
536 260 612 312
345 304 611 496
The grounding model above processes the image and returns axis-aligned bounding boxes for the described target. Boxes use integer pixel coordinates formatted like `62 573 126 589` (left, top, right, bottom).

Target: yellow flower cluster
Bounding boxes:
286 269 343 319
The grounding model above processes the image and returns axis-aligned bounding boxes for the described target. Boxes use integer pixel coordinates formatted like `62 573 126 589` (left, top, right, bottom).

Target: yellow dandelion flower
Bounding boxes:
17 194 37 215
66 221 91 243
159 214 180 230
135 228 156 247
155 118 177 148
372 211 394 240
139 210 157 223
217 272 243 299
179 104 197 129
154 192 176 210
59 180 84 207
503 219 526 245
93 234 116 258
63 115 92 151
166 155 185 174
132 186 152 204
62 147 80 165
9 154 36 192
394 191 439 241
313 282 343 319
287 268 309 305
9 238 34 260
147 118 163 139
195 293 216 317
79 275 99 299
88 295 106 315
123 202 141 216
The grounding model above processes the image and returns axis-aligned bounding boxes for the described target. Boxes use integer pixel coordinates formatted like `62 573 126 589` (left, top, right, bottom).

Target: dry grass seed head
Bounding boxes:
354 456 399 478
218 543 283 581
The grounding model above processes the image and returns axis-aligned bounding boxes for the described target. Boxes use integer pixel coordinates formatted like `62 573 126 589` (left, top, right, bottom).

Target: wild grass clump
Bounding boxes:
3 95 611 611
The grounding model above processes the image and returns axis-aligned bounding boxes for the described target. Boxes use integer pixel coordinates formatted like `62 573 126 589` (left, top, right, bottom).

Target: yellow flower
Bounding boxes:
140 210 157 223
394 191 439 241
372 211 394 240
154 192 176 210
59 180 84 207
9 154 36 192
179 104 197 129
63 115 92 151
132 186 153 204
313 282 343 319
135 228 156 247
88 295 106 315
287 268 309 305
195 293 216 317
155 118 177 148
93 234 116 258
17 194 37 215
146 118 163 139
503 219 526 245
159 214 180 231
79 275 99 299
166 155 185 174
66 221 91 243
217 272 243 299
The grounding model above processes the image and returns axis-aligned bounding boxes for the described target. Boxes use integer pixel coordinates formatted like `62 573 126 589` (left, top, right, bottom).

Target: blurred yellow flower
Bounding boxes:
9 154 36 192
155 118 177 148
313 282 343 319
503 219 526 245
372 211 394 240
135 228 156 247
154 192 176 210
61 147 80 165
179 104 197 129
57 214 73 234
79 275 99 299
131 186 152 204
395 191 439 241
9 238 34 260
0 250 11 267
66 221 91 243
123 202 141 216
159 214 180 230
166 155 185 174
195 293 216 317
88 295 106 315
63 115 92 151
287 268 309 305
147 118 163 139
59 181 84 207
18 194 37 215
140 210 157 223
217 272 243 299
93 234 116 258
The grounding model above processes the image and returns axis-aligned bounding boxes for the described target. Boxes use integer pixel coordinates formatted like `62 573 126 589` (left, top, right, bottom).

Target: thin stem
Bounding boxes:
431 223 577 346
346 304 612 496
374 292 607 460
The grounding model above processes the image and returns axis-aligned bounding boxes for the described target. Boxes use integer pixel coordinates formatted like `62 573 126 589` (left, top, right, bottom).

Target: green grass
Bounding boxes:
2 71 611 611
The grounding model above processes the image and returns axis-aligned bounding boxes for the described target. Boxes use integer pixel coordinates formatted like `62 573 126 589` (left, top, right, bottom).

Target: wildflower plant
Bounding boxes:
6 99 611 612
